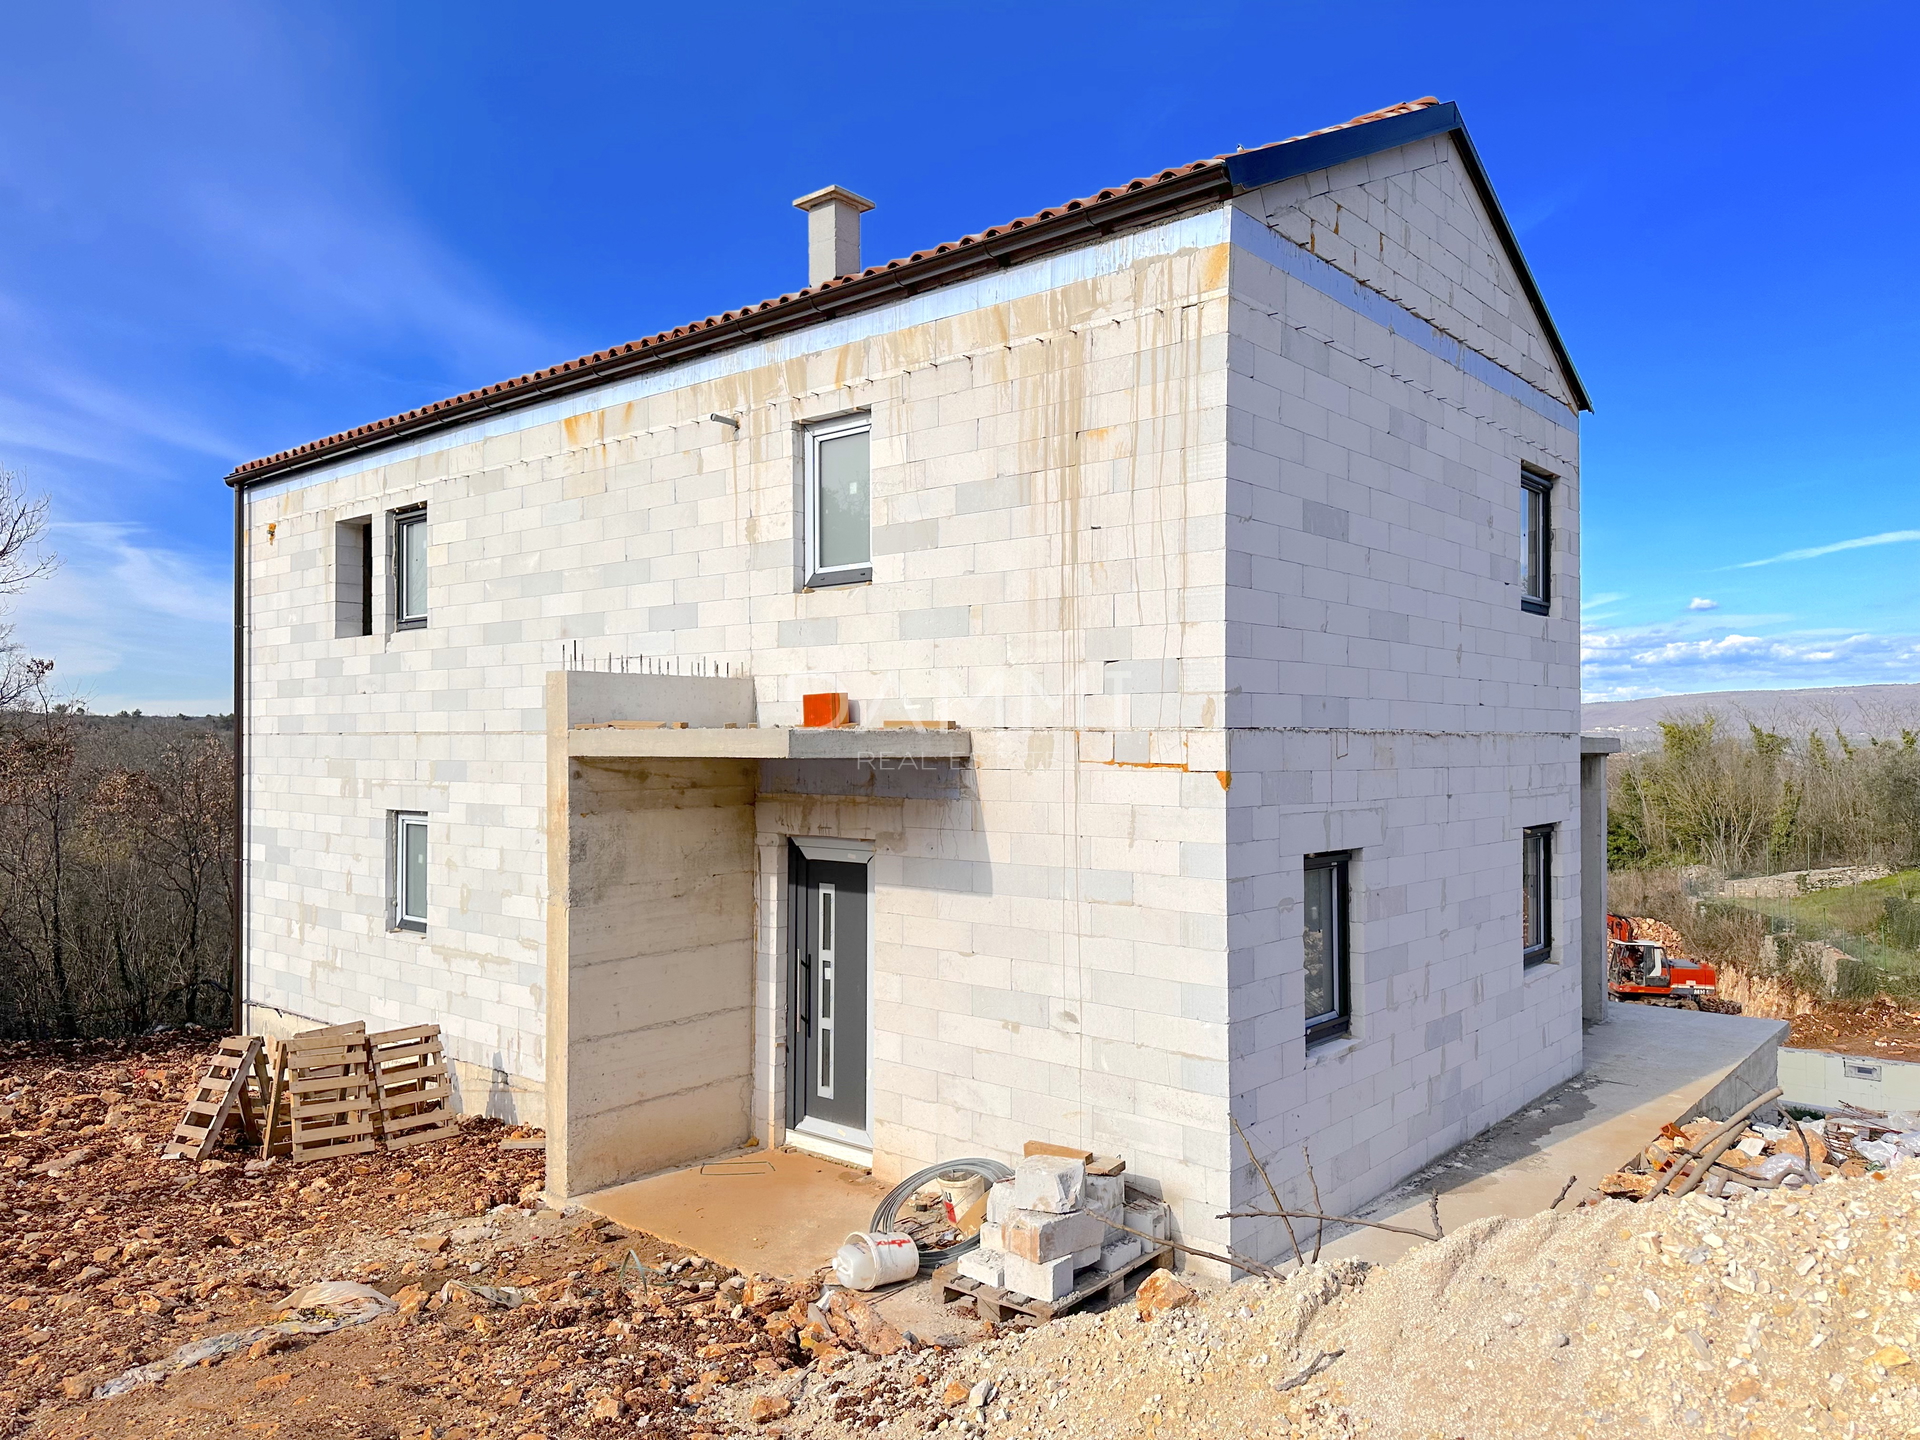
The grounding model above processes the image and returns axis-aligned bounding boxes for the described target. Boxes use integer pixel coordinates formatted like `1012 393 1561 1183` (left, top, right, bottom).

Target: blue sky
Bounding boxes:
0 2 1914 711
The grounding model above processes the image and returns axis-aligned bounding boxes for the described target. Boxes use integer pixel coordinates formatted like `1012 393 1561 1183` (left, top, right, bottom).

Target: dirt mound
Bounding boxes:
752 1168 1920 1439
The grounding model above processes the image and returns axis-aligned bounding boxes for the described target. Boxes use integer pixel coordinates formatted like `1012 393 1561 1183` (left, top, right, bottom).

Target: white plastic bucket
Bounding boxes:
832 1230 919 1290
934 1170 988 1223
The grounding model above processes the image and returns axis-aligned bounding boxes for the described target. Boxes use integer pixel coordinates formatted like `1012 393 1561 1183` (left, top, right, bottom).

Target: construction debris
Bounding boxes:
1599 1092 1920 1201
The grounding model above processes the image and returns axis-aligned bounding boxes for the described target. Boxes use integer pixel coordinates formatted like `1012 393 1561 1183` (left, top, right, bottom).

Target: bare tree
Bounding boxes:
0 467 54 708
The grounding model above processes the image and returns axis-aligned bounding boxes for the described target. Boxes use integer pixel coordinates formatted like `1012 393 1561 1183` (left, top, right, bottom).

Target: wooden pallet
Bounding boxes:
368 1023 459 1150
935 1243 1173 1323
162 1036 265 1161
285 1023 377 1164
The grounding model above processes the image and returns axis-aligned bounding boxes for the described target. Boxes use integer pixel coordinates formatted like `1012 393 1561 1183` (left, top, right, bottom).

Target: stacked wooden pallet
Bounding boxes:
161 1036 269 1161
367 1023 459 1150
284 1023 379 1163
165 1020 466 1165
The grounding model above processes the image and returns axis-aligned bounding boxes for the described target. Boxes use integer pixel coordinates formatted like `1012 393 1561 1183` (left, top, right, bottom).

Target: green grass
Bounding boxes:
1722 869 1920 1000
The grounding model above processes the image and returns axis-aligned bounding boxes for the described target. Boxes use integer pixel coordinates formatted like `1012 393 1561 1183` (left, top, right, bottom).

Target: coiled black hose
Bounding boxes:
869 1157 1014 1276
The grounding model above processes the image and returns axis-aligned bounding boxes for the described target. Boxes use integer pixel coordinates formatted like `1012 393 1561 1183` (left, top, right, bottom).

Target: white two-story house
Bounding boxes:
229 97 1594 1268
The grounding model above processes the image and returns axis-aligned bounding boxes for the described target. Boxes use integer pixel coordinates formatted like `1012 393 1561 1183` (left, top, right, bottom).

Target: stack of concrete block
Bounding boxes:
960 1154 1169 1302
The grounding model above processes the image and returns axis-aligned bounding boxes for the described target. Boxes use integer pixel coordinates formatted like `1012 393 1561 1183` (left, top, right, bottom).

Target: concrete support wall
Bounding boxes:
1580 744 1618 1024
545 672 758 1199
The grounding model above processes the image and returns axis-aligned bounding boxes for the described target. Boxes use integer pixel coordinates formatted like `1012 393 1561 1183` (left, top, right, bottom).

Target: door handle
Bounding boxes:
798 953 812 1028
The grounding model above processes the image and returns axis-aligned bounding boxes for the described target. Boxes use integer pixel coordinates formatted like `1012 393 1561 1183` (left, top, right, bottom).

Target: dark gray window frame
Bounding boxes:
1303 851 1352 1045
392 505 428 630
1522 824 1553 966
1521 468 1553 615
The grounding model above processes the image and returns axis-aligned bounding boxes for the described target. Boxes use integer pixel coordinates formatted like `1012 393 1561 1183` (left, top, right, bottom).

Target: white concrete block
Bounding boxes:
1001 1251 1075 1302
1002 1207 1104 1265
958 1248 1006 1289
1011 1155 1084 1214
1085 1172 1125 1218
986 1179 1015 1224
1096 1236 1143 1272
1124 1198 1171 1240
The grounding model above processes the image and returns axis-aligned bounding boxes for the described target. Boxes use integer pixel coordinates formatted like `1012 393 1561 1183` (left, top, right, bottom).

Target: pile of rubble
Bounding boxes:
734 1161 1920 1439
1600 1101 1920 1201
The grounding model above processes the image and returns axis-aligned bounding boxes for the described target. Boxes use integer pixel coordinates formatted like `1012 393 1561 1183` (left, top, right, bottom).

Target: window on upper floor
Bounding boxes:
334 518 373 638
392 811 428 932
804 416 872 588
1521 469 1552 614
1522 825 1553 966
1303 852 1352 1044
393 507 427 629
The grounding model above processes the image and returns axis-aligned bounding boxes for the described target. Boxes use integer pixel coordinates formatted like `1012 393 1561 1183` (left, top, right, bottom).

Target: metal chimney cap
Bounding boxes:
792 185 875 215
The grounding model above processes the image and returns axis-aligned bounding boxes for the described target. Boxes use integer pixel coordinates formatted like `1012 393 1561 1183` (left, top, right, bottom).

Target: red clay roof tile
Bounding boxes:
229 99 1438 482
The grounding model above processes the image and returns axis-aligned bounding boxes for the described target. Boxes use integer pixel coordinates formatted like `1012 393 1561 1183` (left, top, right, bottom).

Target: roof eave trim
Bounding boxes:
1223 102 1591 414
226 167 1235 487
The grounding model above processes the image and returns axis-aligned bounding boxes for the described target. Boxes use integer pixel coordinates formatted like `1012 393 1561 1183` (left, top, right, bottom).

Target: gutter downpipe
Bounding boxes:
230 479 245 1036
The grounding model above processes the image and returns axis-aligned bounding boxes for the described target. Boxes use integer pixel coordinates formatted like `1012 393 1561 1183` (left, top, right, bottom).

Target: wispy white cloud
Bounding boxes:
1733 530 1920 568
1688 597 1719 611
8 522 228 710
1582 623 1920 703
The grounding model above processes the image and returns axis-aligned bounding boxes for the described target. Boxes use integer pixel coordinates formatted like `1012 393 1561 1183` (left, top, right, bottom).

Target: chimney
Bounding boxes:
792 185 875 287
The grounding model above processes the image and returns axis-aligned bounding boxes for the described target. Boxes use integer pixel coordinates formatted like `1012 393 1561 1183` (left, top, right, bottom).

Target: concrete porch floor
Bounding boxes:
1322 1000 1790 1268
577 1145 891 1280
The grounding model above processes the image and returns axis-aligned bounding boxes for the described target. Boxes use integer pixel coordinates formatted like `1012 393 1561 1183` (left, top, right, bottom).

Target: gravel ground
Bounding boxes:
737 1167 1920 1439
15 1032 1920 1438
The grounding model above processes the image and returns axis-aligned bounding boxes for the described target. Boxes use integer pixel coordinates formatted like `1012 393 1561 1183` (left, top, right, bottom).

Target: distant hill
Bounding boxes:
1584 684 1920 747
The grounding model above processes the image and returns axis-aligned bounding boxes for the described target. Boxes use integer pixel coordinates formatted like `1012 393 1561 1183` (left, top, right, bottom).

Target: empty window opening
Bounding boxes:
804 417 871 587
1303 852 1351 1044
393 508 427 628
334 518 373 638
1522 825 1553 965
1521 469 1552 614
393 812 428 932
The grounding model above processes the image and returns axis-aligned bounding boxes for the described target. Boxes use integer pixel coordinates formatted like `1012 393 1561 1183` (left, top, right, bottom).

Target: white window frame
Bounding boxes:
393 811 428 933
803 415 873 588
393 508 428 629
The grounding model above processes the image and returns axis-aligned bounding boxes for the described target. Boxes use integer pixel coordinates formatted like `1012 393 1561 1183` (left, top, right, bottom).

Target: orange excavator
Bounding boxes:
1607 914 1737 1011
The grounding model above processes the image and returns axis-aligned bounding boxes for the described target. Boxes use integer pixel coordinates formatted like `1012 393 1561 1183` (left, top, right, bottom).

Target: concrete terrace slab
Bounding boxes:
1318 1002 1789 1268
577 1145 891 1280
567 725 972 761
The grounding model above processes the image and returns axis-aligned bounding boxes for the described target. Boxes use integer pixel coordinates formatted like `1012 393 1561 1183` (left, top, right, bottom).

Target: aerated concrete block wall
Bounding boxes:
241 217 1239 1221
240 132 1581 1253
1218 145 1584 1264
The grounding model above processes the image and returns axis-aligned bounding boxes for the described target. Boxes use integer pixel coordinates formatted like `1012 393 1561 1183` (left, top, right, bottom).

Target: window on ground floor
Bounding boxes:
393 812 428 932
1303 852 1351 1043
1522 824 1554 965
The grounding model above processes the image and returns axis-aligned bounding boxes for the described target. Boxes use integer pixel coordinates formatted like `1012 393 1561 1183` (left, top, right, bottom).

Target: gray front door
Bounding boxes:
790 847 869 1138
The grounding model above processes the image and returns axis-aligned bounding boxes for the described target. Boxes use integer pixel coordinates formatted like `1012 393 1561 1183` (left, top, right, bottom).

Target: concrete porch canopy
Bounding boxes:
543 669 971 1201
